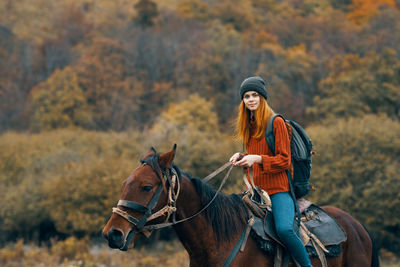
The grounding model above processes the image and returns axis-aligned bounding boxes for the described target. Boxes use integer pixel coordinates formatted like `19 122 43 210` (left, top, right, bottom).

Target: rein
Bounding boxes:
143 161 234 232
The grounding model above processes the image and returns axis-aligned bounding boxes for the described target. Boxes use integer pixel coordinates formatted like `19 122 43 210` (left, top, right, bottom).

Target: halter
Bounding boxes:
111 155 181 251
111 155 233 251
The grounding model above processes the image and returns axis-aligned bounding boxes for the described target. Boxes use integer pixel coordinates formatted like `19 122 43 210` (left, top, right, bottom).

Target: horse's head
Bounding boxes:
102 145 179 251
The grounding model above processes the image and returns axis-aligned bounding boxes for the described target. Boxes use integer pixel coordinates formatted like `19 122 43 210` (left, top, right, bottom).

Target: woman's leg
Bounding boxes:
271 192 312 267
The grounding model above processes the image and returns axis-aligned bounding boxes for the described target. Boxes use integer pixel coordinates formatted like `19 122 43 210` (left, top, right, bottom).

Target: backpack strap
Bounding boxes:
265 114 285 156
265 114 301 226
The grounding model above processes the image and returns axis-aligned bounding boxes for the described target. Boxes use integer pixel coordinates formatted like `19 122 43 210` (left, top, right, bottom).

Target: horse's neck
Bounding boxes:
172 177 221 264
170 176 272 267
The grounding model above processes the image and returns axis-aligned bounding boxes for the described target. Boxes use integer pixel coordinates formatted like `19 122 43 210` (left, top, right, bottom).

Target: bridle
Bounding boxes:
111 154 233 251
111 154 181 251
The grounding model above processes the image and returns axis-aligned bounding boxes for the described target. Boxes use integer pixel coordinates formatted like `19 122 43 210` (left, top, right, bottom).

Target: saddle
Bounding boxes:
243 192 347 266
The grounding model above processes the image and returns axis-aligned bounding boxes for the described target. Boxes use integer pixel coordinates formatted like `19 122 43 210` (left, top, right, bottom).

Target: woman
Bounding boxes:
230 76 312 267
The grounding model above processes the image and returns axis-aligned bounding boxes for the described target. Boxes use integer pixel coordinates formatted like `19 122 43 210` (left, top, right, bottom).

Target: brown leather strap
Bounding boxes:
143 163 234 231
274 246 283 267
240 216 255 252
203 161 232 182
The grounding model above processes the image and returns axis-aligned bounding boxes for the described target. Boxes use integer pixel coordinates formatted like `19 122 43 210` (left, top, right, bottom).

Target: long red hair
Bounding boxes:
235 97 275 146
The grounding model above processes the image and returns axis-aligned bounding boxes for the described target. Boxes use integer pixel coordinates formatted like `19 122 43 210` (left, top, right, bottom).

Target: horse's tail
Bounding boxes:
362 224 380 267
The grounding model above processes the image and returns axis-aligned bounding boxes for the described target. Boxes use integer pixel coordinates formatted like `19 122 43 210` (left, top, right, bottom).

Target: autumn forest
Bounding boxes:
0 0 399 265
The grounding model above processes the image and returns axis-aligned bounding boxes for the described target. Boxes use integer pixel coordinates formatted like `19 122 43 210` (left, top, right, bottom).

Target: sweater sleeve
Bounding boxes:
260 117 291 174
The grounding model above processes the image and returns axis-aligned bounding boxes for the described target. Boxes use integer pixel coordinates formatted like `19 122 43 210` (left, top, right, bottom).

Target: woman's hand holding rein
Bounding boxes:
230 153 262 168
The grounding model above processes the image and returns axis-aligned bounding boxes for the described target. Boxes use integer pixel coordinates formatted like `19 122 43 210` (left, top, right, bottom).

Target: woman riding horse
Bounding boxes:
230 76 312 267
103 146 377 266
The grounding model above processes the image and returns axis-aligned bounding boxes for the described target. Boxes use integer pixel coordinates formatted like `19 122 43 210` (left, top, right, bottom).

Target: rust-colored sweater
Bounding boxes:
246 117 290 195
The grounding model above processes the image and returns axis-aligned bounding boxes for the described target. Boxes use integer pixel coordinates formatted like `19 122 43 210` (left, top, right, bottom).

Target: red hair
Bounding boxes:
235 97 275 146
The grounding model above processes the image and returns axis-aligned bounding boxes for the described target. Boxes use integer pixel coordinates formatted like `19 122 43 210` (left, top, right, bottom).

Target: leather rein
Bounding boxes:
111 156 233 251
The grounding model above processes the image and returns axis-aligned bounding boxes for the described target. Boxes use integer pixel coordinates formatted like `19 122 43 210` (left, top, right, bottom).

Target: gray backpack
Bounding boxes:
265 114 313 199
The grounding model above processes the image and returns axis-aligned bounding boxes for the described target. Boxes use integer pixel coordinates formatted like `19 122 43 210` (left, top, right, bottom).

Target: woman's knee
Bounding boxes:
276 225 296 241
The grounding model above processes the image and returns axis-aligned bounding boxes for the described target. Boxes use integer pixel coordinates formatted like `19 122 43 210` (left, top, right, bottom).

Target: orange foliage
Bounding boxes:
347 0 396 24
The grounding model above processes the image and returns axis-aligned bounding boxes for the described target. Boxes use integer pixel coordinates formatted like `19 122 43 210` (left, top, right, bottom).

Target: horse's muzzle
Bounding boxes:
105 227 135 251
106 228 124 249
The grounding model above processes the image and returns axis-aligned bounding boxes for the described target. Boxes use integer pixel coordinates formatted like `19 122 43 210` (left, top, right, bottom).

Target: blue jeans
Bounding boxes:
271 192 312 267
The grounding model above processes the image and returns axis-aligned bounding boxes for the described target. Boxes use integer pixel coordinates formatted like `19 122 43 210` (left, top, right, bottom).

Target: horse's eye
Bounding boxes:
141 185 153 192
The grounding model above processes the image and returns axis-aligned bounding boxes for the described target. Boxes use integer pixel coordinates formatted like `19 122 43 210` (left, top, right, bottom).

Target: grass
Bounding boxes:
0 238 399 266
0 238 189 267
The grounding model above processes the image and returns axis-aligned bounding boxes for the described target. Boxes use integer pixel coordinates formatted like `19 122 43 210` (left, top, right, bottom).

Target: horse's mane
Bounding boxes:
188 175 249 243
141 152 248 243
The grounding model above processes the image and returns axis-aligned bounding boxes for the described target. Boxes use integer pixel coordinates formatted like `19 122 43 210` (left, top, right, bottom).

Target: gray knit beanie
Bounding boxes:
239 76 268 100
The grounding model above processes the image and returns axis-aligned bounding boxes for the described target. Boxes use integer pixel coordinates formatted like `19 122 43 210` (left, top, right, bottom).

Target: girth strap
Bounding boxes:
222 216 255 267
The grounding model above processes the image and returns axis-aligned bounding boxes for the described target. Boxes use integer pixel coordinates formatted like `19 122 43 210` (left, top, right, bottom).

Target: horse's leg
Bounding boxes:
322 206 372 267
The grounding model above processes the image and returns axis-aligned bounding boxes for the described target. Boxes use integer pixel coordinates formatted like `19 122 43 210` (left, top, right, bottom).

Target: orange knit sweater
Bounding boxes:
246 117 290 195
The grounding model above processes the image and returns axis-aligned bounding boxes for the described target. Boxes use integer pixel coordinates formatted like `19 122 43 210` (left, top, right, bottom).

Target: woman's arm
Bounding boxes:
231 117 290 171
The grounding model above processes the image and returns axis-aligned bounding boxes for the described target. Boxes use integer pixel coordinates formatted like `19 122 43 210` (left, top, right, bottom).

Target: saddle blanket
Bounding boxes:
250 201 347 257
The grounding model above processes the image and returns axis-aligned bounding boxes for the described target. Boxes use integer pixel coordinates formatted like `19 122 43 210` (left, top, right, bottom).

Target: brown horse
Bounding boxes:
103 146 379 267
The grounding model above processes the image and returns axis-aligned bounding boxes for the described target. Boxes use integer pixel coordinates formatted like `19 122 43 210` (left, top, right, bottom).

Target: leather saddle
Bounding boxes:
244 195 347 257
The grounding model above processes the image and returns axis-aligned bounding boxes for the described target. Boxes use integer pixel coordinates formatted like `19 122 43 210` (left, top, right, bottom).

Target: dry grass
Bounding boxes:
0 238 189 267
381 249 400 267
1 238 399 266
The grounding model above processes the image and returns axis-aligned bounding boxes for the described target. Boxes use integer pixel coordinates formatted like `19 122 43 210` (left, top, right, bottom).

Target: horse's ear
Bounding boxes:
159 144 177 170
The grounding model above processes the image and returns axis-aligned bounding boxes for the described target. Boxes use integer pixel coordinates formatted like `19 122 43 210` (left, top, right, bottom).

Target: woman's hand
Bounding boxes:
229 152 244 165
235 155 262 168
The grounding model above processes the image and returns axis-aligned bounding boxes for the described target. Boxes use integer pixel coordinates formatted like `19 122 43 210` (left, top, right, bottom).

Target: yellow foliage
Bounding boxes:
30 66 92 131
213 0 254 31
0 239 24 263
0 129 145 236
0 0 136 43
156 94 218 133
0 0 58 43
0 125 241 238
307 114 400 250
253 30 279 48
51 236 89 261
149 94 241 179
347 0 396 24
177 0 211 21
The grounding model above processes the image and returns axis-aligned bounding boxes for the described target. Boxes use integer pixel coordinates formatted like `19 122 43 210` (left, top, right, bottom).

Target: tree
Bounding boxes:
148 94 240 180
0 27 31 132
358 6 400 54
177 21 251 126
30 67 92 131
75 38 137 130
177 0 212 21
308 49 400 122
255 42 318 124
347 0 396 24
0 129 146 240
133 0 159 28
307 114 400 253
328 0 352 11
213 1 253 32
